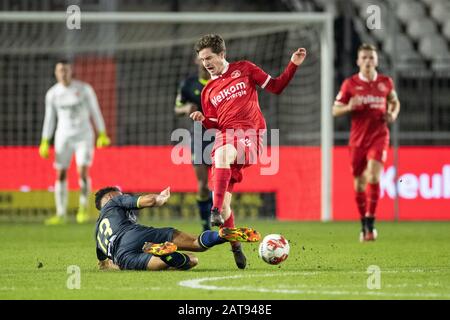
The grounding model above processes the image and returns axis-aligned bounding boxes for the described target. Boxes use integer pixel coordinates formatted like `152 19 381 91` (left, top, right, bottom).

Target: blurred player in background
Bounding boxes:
39 60 111 225
191 34 306 268
94 186 260 271
333 44 400 242
174 59 213 232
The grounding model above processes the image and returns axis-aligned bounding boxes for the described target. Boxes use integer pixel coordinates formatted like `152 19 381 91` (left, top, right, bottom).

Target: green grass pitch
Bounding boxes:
0 220 449 300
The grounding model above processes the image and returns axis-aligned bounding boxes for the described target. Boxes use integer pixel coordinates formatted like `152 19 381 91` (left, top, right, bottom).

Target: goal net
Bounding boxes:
0 12 333 222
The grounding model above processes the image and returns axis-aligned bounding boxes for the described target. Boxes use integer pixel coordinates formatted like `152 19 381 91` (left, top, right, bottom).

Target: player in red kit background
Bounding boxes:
190 34 306 268
333 44 400 242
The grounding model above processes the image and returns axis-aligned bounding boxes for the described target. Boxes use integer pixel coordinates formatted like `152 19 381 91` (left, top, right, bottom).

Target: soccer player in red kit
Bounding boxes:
333 44 400 242
190 34 306 268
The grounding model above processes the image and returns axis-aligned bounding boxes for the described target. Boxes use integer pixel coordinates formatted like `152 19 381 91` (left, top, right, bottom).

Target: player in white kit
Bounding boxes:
39 60 111 225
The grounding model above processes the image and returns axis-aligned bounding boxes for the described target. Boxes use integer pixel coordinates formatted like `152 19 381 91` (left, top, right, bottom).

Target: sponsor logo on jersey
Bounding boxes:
231 70 241 79
355 86 364 90
377 82 387 92
358 95 386 109
211 81 247 107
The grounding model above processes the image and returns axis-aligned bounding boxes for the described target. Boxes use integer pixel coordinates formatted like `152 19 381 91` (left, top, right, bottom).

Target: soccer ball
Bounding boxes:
258 234 290 265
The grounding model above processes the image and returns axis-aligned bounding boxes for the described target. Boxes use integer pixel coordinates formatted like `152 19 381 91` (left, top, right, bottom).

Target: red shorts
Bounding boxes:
211 130 264 192
349 142 388 177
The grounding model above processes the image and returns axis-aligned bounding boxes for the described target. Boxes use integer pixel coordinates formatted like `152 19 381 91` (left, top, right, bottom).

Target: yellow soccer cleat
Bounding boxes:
219 227 262 242
142 241 178 256
76 207 90 224
44 215 67 226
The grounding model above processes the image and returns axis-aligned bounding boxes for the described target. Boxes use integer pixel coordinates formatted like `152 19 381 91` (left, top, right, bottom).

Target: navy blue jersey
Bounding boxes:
95 194 141 261
176 75 207 113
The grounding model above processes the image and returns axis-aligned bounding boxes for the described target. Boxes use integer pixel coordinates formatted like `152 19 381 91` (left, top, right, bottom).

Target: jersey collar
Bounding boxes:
358 71 378 82
211 60 229 80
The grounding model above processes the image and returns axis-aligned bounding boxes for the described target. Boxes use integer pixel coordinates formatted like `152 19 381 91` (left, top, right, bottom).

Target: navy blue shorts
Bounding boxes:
114 226 175 271
191 127 214 166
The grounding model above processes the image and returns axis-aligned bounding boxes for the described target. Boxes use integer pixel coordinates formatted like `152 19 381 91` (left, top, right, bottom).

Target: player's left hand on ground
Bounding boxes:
155 187 171 206
96 132 111 148
291 48 307 66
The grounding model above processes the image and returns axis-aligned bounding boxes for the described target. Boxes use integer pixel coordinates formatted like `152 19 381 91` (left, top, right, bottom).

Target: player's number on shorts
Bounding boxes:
97 218 113 254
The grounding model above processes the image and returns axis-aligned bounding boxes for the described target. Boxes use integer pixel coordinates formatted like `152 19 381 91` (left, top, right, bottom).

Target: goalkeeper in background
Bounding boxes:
39 59 111 225
174 59 213 232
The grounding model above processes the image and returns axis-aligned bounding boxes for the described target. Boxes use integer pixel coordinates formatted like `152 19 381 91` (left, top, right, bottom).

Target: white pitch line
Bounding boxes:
178 272 450 299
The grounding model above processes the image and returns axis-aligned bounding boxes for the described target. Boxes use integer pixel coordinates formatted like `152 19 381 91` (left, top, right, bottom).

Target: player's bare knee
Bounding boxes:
354 177 366 192
215 145 237 166
367 174 380 184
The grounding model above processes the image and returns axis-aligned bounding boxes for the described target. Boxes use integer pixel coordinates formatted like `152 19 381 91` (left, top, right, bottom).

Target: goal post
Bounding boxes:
0 12 334 221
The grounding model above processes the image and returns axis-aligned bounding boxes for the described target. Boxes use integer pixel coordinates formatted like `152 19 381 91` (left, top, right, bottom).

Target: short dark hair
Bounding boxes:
55 59 71 67
95 186 121 210
194 34 226 54
357 43 377 54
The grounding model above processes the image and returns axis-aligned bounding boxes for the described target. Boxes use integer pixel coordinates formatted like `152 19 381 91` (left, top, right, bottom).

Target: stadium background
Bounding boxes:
1 0 449 222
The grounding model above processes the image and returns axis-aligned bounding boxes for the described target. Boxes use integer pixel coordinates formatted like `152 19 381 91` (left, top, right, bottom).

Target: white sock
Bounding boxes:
79 177 91 209
55 180 68 217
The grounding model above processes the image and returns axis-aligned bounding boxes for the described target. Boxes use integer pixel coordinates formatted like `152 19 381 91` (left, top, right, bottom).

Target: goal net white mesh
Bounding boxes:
0 13 330 221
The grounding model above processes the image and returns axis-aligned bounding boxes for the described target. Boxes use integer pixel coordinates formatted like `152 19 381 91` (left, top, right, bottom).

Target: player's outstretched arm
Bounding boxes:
137 187 171 208
262 48 306 95
39 92 56 159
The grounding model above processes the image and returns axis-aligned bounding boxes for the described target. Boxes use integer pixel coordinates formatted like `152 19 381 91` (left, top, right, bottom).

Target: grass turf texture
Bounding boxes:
0 221 449 300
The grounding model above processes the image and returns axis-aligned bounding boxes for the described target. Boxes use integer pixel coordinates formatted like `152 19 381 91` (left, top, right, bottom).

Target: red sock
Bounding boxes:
223 211 235 228
213 168 231 212
355 191 367 218
367 183 380 218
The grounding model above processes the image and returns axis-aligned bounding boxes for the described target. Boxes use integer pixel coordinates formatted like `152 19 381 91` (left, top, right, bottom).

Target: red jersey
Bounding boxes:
335 72 394 147
201 60 298 132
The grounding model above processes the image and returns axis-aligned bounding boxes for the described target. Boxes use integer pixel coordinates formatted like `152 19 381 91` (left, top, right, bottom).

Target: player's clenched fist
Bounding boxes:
190 111 205 122
291 48 307 66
